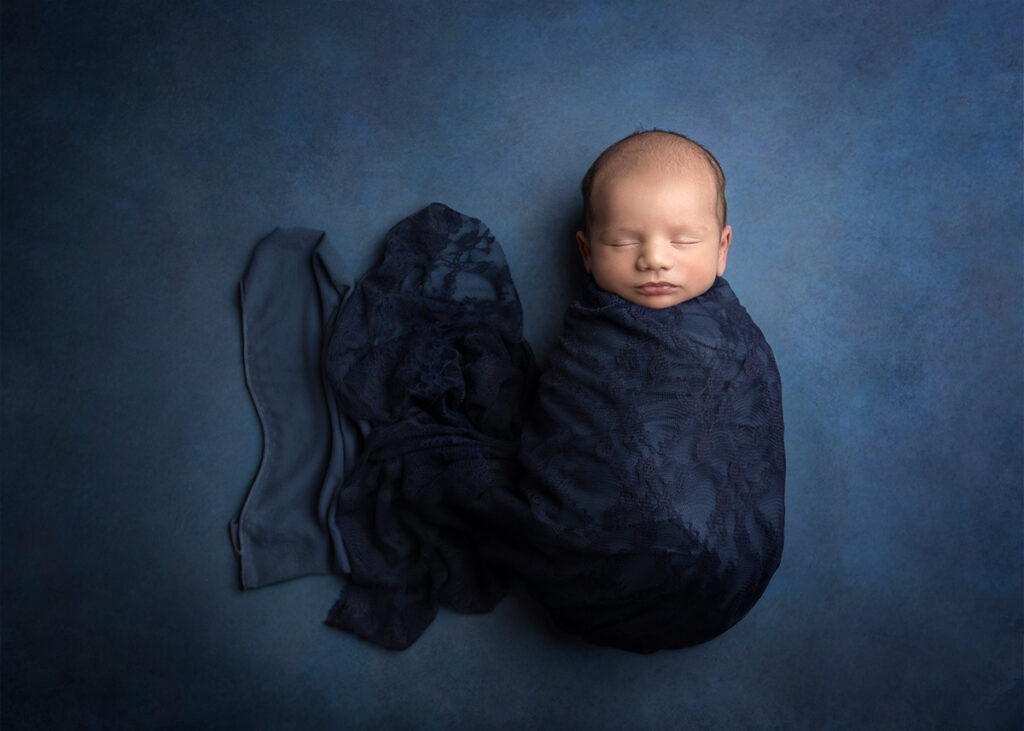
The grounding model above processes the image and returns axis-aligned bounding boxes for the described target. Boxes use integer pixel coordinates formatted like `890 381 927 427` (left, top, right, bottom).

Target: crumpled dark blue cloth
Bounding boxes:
322 203 537 649
236 203 784 653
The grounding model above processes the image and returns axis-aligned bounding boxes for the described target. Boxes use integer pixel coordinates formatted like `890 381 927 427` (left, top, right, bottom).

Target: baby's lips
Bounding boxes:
636 282 679 293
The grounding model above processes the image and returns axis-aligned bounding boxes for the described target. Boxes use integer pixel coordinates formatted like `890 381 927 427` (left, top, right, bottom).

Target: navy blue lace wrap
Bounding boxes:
322 203 537 649
494 276 786 652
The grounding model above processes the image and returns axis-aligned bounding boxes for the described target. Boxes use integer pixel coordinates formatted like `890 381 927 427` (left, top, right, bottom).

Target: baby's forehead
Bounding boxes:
593 155 717 198
607 156 710 182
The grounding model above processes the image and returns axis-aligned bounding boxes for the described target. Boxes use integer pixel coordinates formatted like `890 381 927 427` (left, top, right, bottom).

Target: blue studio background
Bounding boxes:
3 1 1021 728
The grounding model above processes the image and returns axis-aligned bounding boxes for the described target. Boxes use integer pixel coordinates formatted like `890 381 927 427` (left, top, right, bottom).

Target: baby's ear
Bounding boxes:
717 225 732 276
576 231 592 272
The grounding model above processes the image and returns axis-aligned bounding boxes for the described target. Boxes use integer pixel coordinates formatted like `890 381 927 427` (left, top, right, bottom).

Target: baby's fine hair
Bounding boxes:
580 129 728 231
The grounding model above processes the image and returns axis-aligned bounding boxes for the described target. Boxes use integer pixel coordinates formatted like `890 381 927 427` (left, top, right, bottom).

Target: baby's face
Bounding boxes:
577 164 731 308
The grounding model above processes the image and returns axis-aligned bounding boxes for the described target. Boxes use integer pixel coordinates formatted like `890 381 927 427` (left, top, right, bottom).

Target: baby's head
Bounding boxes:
576 130 732 308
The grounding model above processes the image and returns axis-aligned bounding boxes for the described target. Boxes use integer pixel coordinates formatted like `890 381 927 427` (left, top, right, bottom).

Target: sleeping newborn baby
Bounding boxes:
497 131 787 652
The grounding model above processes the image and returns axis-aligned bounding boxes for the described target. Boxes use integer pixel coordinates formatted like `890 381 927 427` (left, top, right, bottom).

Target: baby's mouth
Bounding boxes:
636 282 679 295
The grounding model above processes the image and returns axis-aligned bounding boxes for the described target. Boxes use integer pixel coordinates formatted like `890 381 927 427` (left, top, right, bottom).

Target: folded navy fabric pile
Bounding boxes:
232 203 784 653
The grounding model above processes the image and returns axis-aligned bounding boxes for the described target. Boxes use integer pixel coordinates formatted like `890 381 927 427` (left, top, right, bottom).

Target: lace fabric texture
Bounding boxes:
322 203 537 648
500 276 785 652
280 203 783 652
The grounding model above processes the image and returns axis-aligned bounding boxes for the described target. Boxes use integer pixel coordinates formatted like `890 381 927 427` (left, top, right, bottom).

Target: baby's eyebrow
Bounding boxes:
668 223 711 234
597 223 713 238
596 227 643 239
603 226 642 234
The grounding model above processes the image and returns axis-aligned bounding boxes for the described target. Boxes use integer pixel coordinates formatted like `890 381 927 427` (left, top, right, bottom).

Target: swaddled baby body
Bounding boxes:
505 273 784 652
490 131 785 652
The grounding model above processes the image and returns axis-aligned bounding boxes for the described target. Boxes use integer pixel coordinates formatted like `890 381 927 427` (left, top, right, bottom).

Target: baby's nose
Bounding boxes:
638 242 673 270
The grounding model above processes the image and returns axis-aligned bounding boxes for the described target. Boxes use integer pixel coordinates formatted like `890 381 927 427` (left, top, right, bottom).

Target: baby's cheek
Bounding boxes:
591 269 619 294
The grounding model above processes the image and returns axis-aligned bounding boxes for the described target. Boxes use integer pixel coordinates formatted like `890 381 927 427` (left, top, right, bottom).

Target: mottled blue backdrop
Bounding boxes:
3 1 1021 728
